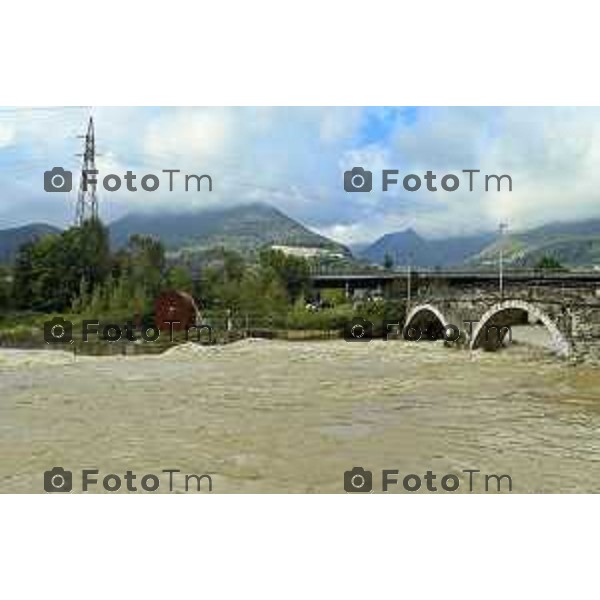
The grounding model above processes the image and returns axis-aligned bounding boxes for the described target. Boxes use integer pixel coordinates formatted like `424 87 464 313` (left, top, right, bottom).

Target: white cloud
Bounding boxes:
144 108 233 167
318 107 362 143
3 107 600 244
334 107 600 240
0 121 15 147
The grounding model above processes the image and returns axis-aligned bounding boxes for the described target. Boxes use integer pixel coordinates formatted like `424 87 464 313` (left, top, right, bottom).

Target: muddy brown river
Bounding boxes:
1 336 600 493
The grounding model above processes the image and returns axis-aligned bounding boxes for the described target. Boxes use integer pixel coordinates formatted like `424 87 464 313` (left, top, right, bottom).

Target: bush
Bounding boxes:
285 305 356 331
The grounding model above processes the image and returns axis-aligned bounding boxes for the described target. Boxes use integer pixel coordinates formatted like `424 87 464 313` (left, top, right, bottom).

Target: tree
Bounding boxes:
12 218 111 313
383 252 394 270
258 248 310 303
12 240 36 309
193 250 246 310
124 234 166 303
77 218 111 290
12 233 75 311
222 249 245 283
535 256 564 270
73 233 168 315
165 265 193 293
0 266 12 310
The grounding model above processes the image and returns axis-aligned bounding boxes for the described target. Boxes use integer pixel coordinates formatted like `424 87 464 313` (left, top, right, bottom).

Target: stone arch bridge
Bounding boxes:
311 270 600 360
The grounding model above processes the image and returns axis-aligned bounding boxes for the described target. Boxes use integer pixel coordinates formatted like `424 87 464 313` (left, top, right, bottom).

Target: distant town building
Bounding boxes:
270 245 345 259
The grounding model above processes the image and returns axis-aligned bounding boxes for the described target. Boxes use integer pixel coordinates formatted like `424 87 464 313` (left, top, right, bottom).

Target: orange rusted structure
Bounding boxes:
154 290 200 331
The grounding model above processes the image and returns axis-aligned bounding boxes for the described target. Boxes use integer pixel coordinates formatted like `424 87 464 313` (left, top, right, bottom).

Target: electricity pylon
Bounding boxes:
75 116 98 225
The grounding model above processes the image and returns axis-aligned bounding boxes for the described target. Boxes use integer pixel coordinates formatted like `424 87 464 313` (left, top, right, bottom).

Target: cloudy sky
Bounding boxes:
1 106 600 244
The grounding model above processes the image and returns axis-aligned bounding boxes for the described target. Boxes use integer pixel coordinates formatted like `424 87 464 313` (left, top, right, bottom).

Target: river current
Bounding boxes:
1 335 599 493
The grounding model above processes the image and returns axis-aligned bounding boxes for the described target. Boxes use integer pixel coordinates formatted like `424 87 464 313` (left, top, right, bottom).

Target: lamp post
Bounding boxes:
499 222 508 298
406 252 413 310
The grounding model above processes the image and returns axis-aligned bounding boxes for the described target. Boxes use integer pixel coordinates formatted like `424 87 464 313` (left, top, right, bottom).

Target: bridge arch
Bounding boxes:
469 300 571 357
404 304 451 340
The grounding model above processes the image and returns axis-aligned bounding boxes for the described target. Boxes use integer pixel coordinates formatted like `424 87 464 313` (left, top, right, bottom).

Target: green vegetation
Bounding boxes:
535 256 565 270
12 218 110 312
0 266 11 310
71 233 166 318
383 252 394 270
0 223 62 264
1 218 405 348
193 248 310 318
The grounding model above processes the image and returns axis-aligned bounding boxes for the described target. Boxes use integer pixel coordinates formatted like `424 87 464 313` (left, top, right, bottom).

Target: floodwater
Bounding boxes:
1 331 600 493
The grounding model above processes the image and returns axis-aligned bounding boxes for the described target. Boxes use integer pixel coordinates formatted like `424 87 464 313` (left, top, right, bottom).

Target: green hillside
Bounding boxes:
108 202 350 258
470 219 600 268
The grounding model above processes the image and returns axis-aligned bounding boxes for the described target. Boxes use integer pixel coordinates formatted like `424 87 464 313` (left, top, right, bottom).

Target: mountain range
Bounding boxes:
108 203 350 256
467 219 600 268
3 203 600 269
0 203 350 265
358 229 497 267
359 219 600 268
